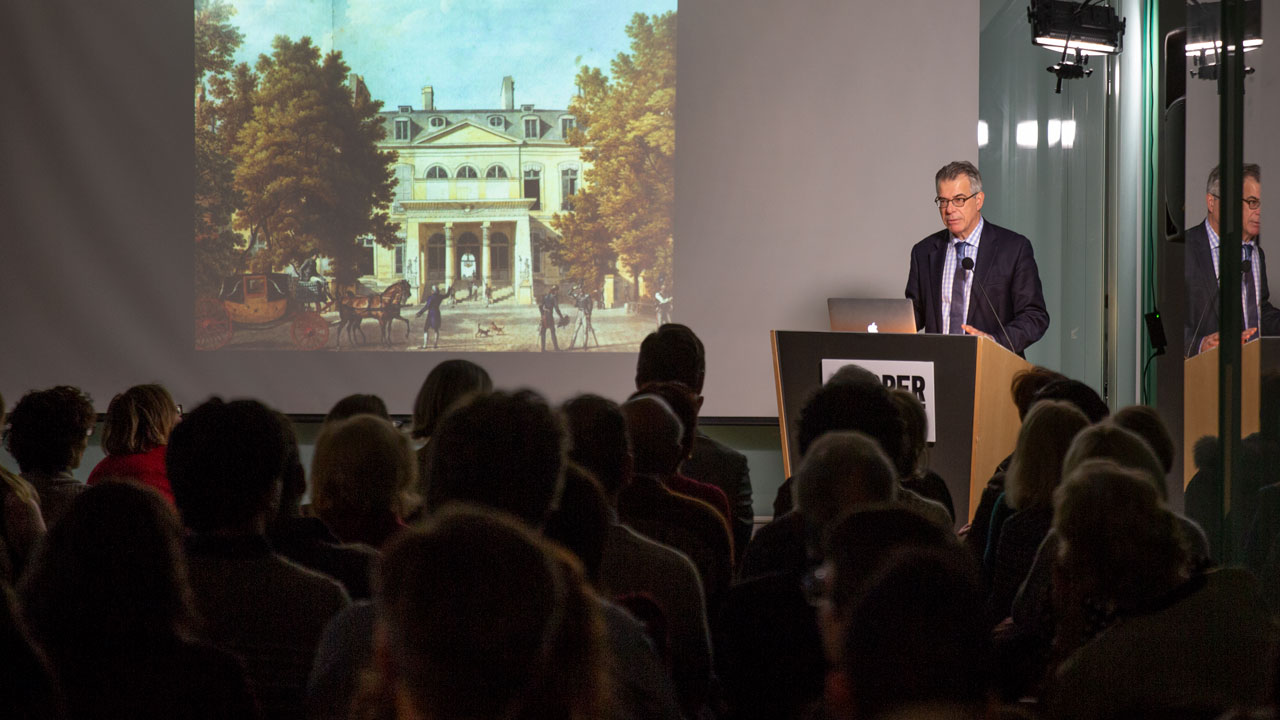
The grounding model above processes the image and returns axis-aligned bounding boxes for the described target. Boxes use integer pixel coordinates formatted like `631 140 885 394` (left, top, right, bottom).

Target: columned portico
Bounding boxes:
397 198 536 303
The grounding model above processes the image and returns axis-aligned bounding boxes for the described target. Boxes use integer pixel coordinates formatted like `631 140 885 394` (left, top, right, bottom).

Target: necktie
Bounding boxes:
1244 245 1259 332
948 242 968 334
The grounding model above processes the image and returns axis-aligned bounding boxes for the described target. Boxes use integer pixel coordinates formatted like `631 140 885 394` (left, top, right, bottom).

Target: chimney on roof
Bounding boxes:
422 85 434 111
501 76 514 110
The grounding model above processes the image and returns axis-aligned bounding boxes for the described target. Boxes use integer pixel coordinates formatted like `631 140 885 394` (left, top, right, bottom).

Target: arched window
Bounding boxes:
457 232 480 282
531 234 543 273
457 165 478 179
485 165 509 179
425 165 448 179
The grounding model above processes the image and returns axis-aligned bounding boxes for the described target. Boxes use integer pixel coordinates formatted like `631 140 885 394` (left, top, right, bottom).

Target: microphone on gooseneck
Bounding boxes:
961 257 1015 352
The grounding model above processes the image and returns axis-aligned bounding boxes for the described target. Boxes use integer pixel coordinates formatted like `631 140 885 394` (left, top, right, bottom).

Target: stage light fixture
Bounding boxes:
1028 0 1126 93
1186 1 1263 81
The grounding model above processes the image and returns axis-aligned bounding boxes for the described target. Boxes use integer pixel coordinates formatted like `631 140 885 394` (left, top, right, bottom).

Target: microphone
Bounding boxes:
961 257 1016 352
1185 285 1219 358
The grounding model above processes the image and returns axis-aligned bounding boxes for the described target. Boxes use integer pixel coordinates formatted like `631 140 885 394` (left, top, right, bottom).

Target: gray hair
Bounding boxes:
935 161 983 195
793 430 896 536
1207 163 1262 196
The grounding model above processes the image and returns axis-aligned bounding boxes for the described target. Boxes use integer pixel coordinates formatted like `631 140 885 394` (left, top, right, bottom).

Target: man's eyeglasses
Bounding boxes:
1212 194 1262 210
934 193 979 209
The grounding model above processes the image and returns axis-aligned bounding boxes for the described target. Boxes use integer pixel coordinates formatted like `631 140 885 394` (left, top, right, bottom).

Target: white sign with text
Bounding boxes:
821 359 937 443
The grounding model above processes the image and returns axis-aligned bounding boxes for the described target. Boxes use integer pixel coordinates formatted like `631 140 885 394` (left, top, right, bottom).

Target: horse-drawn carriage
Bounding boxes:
194 273 332 350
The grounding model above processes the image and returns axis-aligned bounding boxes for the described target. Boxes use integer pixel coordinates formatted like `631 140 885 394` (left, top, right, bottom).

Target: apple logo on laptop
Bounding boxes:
867 322 879 333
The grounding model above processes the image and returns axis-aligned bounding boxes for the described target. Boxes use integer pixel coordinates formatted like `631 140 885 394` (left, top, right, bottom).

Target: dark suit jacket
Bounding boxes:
905 220 1049 356
681 432 754 564
1184 221 1280 356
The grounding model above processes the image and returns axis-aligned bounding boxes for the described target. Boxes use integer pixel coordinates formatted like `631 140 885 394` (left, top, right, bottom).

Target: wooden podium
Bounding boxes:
1182 338 1280 485
771 331 1029 523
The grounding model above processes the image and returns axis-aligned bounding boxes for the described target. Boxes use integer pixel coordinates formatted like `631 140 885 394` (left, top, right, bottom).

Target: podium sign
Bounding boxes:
821 358 937 442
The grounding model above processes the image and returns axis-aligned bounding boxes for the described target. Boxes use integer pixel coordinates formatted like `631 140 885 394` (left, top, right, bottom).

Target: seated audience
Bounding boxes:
356 507 607 720
637 323 755 561
715 432 897 720
407 359 492 516
632 380 733 537
747 376 948 581
87 384 181 502
1045 461 1277 720
561 393 710 718
820 540 992 720
0 391 45 584
322 393 390 424
986 400 1088 626
268 414 377 600
20 482 260 719
965 366 1067 560
619 394 734 612
889 388 956 523
4 386 95 529
167 398 350 720
310 391 679 720
311 414 415 549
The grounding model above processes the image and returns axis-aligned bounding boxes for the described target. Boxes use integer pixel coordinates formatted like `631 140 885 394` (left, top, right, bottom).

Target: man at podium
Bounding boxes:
1185 164 1279 356
905 161 1049 356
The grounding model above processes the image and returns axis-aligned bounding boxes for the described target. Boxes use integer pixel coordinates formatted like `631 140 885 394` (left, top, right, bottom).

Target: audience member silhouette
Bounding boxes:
167 398 349 720
407 359 493 517
619 394 734 612
322 393 390 424
965 366 1068 561
637 323 755 560
4 386 95 529
0 391 45 584
311 414 415 549
822 544 992 720
268 413 377 600
632 381 734 536
1045 460 1277 720
889 388 956 522
20 482 260 719
0 577 64 720
357 507 608 720
87 384 180 502
561 393 711 717
716 432 897 720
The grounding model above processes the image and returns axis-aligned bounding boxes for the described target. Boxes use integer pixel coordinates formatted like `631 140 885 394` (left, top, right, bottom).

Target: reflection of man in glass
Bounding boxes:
1185 164 1278 356
904 161 1049 356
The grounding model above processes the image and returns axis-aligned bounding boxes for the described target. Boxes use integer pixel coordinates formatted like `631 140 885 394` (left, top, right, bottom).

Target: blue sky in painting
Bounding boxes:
223 0 677 111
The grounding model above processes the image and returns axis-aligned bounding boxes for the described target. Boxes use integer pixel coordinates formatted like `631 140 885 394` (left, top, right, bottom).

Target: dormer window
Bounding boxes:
524 117 540 138
560 116 576 137
428 116 445 129
394 118 410 141
398 105 412 113
488 115 505 128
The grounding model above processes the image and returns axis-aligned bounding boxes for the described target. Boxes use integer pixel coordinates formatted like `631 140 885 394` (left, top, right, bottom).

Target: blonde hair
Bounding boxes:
1061 421 1167 500
311 414 418 523
101 385 178 456
1005 400 1089 511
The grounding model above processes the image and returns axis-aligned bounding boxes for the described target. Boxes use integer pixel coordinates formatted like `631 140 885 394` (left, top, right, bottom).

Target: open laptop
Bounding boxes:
827 298 918 334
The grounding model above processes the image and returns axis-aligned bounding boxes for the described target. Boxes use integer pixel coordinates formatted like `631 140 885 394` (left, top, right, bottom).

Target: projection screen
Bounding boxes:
0 0 978 417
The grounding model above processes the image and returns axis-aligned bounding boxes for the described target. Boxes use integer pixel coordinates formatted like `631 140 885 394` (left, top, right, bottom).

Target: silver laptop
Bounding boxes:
827 298 918 334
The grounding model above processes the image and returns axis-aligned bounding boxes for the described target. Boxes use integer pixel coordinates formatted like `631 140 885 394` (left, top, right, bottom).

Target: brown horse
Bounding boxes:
334 280 412 347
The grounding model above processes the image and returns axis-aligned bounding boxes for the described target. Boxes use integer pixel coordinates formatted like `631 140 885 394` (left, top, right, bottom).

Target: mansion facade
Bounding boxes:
366 76 590 306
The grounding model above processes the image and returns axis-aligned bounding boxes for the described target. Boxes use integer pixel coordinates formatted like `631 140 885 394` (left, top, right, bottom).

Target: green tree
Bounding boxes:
194 0 245 294
548 191 614 291
553 11 675 294
231 37 398 284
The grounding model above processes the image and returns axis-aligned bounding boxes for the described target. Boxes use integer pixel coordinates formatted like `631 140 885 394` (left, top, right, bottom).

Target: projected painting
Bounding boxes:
194 0 676 352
